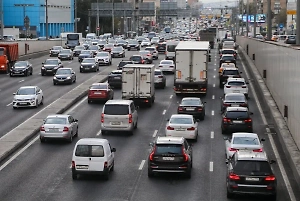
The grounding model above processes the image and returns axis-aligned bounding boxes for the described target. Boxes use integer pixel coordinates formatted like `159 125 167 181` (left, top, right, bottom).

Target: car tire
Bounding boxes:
74 127 78 137
221 127 226 134
134 120 138 129
185 168 192 179
103 171 109 180
10 73 13 77
74 78 76 83
68 134 73 143
194 133 198 142
148 169 154 178
40 97 44 105
13 106 17 109
40 137 46 143
102 130 108 135
200 113 205 121
269 194 277 200
226 189 234 199
41 73 45 76
35 100 39 108
53 82 56 85
72 172 78 180
110 161 114 172
88 99 92 104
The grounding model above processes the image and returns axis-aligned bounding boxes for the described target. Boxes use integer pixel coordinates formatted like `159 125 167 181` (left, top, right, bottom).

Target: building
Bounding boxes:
260 0 286 14
3 0 74 38
177 0 187 9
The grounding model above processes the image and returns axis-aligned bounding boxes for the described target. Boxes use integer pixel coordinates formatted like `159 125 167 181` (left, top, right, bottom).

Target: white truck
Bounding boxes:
122 64 155 107
166 40 179 60
174 41 211 96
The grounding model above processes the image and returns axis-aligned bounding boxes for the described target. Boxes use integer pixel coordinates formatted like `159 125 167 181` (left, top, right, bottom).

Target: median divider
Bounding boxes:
238 46 300 187
0 65 115 164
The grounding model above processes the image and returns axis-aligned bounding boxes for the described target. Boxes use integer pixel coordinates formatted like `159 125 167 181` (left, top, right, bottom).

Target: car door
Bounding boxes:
68 116 75 136
131 103 138 124
36 87 42 103
107 143 114 167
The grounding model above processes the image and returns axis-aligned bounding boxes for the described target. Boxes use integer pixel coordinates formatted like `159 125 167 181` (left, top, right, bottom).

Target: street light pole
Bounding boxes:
241 0 244 35
296 0 300 44
267 0 272 40
46 0 49 39
253 0 257 37
96 0 99 36
112 0 115 37
74 0 77 33
246 0 249 37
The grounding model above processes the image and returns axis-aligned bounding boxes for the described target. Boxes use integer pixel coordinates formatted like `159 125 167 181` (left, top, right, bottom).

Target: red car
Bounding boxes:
103 44 114 52
88 83 114 103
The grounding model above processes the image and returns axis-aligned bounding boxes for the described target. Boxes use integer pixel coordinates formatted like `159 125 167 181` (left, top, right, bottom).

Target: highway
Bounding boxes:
0 47 299 201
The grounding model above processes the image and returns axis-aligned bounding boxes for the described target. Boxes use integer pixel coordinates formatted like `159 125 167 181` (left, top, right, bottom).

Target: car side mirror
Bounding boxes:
250 112 254 115
149 142 154 147
269 159 276 164
261 138 265 141
111 148 116 152
223 136 229 140
42 62 44 64
74 119 78 122
13 93 16 95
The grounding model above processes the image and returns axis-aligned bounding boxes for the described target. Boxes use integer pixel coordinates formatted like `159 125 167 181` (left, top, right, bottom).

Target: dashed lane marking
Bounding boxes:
212 95 215 100
138 160 146 170
211 110 214 116
162 109 166 115
211 131 214 139
152 130 158 138
96 130 102 136
209 162 213 172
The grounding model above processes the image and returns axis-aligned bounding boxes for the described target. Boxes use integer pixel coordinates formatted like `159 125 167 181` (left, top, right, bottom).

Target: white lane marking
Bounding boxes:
0 136 39 171
96 130 102 136
138 160 146 170
162 109 166 115
152 130 158 138
214 63 216 65
209 162 213 172
211 110 214 116
6 102 12 106
69 164 72 169
213 84 215 88
211 131 214 139
239 55 297 201
39 72 41 75
213 75 215 78
214 68 216 71
212 95 215 100
169 95 173 99
18 80 24 83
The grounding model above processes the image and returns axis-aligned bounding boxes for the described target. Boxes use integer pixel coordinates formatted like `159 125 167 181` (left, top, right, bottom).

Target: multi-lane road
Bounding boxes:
0 46 299 201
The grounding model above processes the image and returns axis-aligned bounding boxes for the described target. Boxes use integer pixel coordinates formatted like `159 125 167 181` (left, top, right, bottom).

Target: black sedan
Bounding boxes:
116 39 127 48
111 47 125 58
58 49 73 60
219 54 236 67
10 61 33 77
53 68 76 85
127 40 140 51
177 97 206 120
80 58 99 73
41 58 63 76
108 70 122 88
73 46 85 57
78 50 93 62
221 93 248 113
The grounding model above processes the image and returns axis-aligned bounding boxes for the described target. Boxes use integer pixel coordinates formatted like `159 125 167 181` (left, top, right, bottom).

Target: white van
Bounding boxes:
71 138 116 180
165 41 179 60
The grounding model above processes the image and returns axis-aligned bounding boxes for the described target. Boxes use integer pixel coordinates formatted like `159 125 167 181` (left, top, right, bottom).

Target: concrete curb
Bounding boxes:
238 46 300 187
19 50 49 60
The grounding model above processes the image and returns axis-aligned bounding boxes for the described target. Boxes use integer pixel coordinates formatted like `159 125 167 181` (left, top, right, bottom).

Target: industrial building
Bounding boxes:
2 0 75 38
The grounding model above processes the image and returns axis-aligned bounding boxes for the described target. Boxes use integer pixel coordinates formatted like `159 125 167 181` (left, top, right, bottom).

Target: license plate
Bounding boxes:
59 79 65 81
225 60 231 62
114 77 121 79
111 122 121 125
231 104 239 107
76 165 89 169
19 102 27 105
15 72 20 74
233 90 240 93
94 92 102 94
176 128 186 131
232 120 243 123
186 108 195 111
245 177 259 181
47 70 52 71
162 157 175 161
49 128 59 131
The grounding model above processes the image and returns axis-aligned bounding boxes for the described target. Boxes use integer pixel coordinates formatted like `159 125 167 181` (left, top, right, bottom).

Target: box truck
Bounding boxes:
174 41 211 96
0 43 18 73
122 64 155 107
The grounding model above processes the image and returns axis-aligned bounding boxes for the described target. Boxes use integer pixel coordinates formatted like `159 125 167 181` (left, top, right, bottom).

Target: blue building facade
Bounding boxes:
3 0 74 37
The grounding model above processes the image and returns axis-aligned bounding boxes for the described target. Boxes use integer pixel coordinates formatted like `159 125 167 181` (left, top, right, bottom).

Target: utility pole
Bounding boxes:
267 0 272 40
241 0 244 35
253 0 257 37
74 0 77 33
297 0 300 44
46 0 49 39
112 0 115 37
246 0 249 36
88 10 91 33
96 0 99 36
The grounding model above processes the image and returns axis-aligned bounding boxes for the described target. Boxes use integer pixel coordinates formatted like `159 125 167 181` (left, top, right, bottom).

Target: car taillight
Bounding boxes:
149 147 156 161
229 148 238 151
229 173 240 180
242 86 247 88
40 126 45 131
223 118 230 122
244 118 252 122
158 75 163 78
226 86 231 88
167 126 174 130
170 65 174 68
63 127 69 131
187 127 195 131
265 175 276 181
159 65 163 68
223 103 230 106
142 60 144 64
129 114 133 123
147 54 151 56
182 146 189 161
253 148 263 152
197 107 202 111
104 161 108 168
240 103 248 107
101 113 104 123
178 107 183 111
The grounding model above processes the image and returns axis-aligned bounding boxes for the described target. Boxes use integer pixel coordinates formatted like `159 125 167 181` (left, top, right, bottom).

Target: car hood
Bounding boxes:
14 95 36 100
81 63 95 66
96 56 109 59
43 64 58 68
55 74 72 78
59 53 70 56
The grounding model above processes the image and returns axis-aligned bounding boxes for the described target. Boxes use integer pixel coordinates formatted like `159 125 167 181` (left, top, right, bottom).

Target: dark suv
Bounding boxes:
219 67 242 88
108 70 122 88
226 150 277 199
148 136 193 178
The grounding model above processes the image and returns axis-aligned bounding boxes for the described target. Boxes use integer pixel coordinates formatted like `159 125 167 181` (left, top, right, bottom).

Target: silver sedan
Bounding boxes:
39 114 79 143
224 132 265 159
165 114 199 141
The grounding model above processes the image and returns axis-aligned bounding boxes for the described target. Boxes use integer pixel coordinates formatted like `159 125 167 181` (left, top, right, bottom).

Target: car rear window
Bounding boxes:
167 45 176 52
155 144 183 155
90 84 107 89
160 60 173 65
181 99 201 105
226 95 245 101
228 81 245 86
223 70 239 75
104 104 129 115
233 137 259 145
226 111 248 119
45 117 67 124
222 50 235 54
75 145 104 157
233 161 272 175
170 117 193 124
131 56 142 61
222 56 235 60
155 71 162 75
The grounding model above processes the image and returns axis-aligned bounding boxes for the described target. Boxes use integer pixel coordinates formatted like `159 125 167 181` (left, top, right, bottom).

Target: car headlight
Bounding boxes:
30 98 35 101
91 65 95 68
53 76 57 80
80 66 83 68
41 67 45 69
67 76 71 79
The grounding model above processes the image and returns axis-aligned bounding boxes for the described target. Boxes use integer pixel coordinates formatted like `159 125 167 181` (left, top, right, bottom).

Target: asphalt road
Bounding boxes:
0 47 299 201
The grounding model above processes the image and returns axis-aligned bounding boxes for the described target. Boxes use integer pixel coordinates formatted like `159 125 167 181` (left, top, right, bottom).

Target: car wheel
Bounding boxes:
226 189 234 199
40 137 46 143
110 161 114 172
35 100 39 108
72 172 78 180
194 133 198 142
24 70 28 77
103 171 109 180
13 106 17 109
40 97 44 105
185 168 191 179
10 73 13 77
74 127 78 137
148 168 154 178
41 72 45 76
88 99 92 104
219 82 223 88
200 113 205 121
269 194 277 200
221 127 226 134
134 120 138 129
68 134 73 143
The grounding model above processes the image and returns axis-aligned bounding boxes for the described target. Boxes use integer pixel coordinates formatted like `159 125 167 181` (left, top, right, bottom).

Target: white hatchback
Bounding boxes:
165 114 199 141
224 78 249 98
12 86 44 109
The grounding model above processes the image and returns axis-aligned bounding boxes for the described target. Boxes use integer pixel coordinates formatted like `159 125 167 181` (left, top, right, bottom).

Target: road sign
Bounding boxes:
287 2 296 15
279 23 283 28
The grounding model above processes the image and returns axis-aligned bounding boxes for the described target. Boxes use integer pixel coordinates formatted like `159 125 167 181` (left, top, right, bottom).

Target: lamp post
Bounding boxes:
112 0 115 37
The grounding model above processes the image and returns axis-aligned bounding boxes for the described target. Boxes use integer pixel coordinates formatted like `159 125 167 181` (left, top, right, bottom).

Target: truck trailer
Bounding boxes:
0 43 18 73
122 64 155 107
174 41 211 96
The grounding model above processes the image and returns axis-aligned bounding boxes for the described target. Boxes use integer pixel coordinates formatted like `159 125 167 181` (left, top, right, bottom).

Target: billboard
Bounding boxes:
237 14 266 23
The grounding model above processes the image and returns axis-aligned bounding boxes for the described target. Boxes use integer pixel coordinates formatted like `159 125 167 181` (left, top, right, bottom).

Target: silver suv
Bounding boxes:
100 100 138 135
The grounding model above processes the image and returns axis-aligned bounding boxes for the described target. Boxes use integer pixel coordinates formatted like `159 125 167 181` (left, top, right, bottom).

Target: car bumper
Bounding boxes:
80 66 97 71
148 163 190 173
100 123 134 132
111 53 123 57
40 132 71 139
10 71 27 76
13 100 37 108
72 168 108 175
53 78 72 84
41 69 57 75
228 184 276 196
160 68 175 73
88 96 109 101
165 130 197 140
58 56 71 60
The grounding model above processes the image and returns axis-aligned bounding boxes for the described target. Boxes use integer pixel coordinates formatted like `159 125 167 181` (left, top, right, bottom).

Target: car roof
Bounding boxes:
111 70 122 73
170 114 194 118
226 107 248 112
19 86 36 89
46 114 69 118
223 67 238 70
235 150 268 161
232 132 259 138
181 97 201 101
222 54 235 56
76 138 109 146
227 78 245 82
156 136 185 144
105 99 133 105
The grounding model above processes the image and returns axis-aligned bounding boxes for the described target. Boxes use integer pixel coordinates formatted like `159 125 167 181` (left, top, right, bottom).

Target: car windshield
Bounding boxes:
45 117 67 124
89 46 98 50
226 111 248 118
45 60 58 65
14 62 27 67
226 95 245 101
91 84 107 89
81 51 90 54
104 105 129 115
181 99 201 105
82 59 95 63
234 161 272 175
118 61 132 67
155 144 183 155
222 56 234 60
170 117 193 124
155 71 162 75
233 137 259 145
228 81 245 86
52 46 62 50
60 50 70 54
113 47 122 51
131 56 142 61
96 52 108 57
160 60 173 65
117 39 126 43
17 88 35 95
223 70 239 75
74 46 84 50
57 69 71 74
